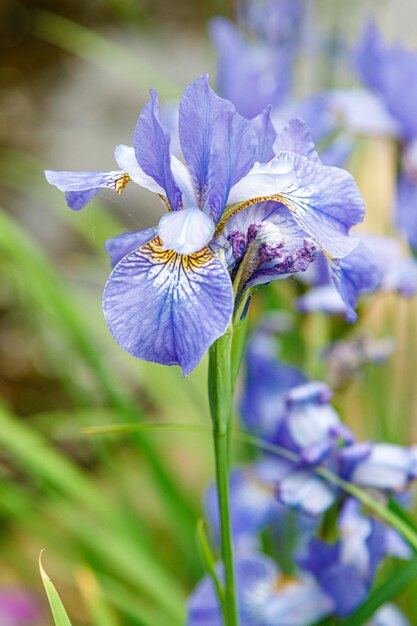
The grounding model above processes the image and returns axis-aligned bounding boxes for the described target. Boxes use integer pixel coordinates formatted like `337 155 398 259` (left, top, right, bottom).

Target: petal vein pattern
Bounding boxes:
103 237 234 375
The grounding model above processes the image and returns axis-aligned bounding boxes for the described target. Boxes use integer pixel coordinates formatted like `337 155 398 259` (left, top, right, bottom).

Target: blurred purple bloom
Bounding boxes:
0 589 41 626
210 17 291 120
356 22 417 141
210 0 301 119
297 233 417 319
297 498 401 616
276 382 353 463
240 327 306 439
187 554 333 626
362 235 417 297
339 442 417 492
205 463 285 551
237 0 302 48
366 604 411 626
297 241 381 322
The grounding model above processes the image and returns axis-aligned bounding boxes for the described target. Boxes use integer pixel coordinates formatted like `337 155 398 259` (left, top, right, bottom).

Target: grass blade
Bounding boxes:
39 552 73 626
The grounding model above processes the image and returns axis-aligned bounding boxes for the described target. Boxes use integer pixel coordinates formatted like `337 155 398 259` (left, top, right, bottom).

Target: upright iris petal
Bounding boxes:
178 74 258 221
134 89 183 210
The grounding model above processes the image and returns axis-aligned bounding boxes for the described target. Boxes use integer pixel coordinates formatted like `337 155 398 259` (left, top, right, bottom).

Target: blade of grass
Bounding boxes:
40 552 73 626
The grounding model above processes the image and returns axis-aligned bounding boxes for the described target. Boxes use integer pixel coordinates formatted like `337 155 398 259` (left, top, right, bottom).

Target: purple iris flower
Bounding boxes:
339 442 417 493
205 459 319 553
187 553 333 626
210 0 301 119
297 498 408 617
46 77 364 374
356 23 417 142
240 325 306 439
356 23 417 249
0 589 41 626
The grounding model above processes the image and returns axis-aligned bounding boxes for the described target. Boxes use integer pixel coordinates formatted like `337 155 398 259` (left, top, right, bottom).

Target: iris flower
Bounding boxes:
46 75 363 374
187 553 333 626
297 498 411 617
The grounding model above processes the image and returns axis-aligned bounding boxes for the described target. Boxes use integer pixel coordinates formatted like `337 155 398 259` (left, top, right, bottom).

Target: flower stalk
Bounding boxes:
208 329 239 626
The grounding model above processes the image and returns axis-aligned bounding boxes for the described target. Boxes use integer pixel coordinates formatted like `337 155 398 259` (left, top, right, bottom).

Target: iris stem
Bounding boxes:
208 330 239 626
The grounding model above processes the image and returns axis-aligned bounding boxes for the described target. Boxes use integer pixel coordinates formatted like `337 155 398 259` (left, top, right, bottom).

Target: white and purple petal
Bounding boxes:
45 169 128 210
103 237 233 375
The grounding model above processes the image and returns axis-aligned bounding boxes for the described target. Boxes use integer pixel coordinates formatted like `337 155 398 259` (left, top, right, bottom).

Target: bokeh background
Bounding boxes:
1 1 417 624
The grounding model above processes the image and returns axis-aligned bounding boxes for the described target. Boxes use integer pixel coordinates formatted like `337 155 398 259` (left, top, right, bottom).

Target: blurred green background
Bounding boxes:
1 1 417 624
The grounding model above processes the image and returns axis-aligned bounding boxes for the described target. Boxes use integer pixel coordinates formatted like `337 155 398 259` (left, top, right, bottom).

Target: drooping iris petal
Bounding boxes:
251 106 277 163
328 241 381 322
104 228 157 268
275 118 321 163
134 90 182 210
103 237 233 375
44 170 129 211
158 207 215 255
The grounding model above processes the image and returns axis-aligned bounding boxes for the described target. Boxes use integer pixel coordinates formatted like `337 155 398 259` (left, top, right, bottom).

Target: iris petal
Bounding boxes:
103 237 233 375
104 228 157 268
134 90 183 210
45 170 128 210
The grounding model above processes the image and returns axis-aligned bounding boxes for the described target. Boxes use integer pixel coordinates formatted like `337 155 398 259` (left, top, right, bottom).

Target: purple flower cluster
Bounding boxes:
188 327 415 624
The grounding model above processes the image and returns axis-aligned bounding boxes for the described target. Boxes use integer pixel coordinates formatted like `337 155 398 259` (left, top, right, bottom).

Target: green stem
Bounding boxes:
208 331 239 626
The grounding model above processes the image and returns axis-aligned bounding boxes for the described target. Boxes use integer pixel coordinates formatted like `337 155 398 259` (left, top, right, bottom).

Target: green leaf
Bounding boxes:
39 552 72 626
